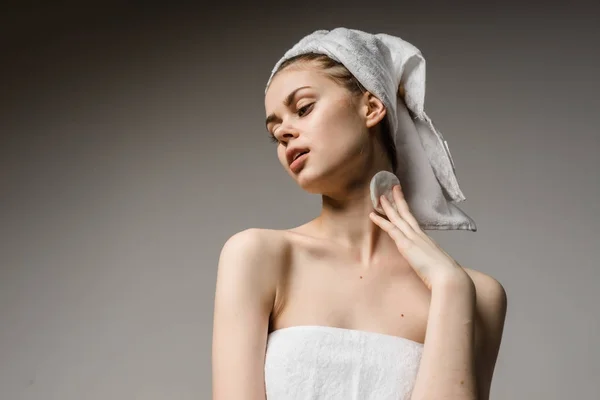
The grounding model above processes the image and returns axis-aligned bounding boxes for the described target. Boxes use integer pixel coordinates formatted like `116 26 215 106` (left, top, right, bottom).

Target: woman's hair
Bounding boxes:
274 53 398 173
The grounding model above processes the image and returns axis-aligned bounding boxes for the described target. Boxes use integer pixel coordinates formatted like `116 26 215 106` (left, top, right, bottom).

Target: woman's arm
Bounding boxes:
410 269 507 400
212 229 279 400
467 269 508 400
410 271 478 400
369 186 507 400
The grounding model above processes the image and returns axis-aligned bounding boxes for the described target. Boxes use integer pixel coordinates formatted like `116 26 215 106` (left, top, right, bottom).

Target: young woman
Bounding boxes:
212 32 507 400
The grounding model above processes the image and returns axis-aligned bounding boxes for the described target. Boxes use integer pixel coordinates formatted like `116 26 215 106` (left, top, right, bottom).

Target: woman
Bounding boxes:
212 29 507 400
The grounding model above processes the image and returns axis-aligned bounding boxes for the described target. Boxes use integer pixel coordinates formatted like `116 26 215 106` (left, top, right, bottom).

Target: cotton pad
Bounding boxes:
370 170 400 216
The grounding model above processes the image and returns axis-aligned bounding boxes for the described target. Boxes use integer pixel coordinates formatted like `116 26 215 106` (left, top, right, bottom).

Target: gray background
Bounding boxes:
2 1 599 399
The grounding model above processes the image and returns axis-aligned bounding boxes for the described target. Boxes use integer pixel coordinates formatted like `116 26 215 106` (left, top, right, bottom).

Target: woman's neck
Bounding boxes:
311 185 398 267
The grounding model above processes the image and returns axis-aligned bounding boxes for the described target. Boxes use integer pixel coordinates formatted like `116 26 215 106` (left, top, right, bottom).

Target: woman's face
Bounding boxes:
265 66 380 194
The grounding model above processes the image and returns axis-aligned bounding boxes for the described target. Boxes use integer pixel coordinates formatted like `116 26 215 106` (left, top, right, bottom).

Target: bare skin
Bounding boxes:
212 64 507 399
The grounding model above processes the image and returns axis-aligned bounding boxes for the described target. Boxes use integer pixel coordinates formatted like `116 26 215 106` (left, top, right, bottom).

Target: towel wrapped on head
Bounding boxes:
266 27 476 231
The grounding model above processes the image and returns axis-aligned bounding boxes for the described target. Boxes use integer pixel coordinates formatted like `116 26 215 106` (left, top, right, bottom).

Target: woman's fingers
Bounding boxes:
391 185 421 232
379 193 415 239
369 212 411 248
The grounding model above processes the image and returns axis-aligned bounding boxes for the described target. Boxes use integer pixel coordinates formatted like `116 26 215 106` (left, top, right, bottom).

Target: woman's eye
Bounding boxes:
266 103 314 144
297 103 314 117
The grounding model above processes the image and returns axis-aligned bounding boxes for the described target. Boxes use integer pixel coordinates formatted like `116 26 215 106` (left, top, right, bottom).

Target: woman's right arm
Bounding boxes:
212 229 279 400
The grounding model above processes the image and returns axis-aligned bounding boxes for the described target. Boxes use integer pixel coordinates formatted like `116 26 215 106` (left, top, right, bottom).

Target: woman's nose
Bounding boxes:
276 123 299 141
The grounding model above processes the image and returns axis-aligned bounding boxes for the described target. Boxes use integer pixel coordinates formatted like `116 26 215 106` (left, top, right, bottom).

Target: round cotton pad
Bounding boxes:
369 170 400 215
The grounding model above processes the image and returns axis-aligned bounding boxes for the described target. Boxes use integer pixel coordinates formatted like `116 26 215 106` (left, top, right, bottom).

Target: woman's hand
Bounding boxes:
369 184 471 291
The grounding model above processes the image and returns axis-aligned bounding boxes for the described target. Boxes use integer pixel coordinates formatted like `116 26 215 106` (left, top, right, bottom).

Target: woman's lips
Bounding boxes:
290 151 309 172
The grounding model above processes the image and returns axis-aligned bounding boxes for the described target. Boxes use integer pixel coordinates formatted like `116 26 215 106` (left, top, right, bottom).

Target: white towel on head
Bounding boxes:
266 27 477 231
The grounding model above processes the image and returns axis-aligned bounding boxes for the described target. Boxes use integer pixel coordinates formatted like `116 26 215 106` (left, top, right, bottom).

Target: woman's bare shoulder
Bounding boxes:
461 267 507 303
214 228 292 318
461 267 507 320
222 227 291 251
218 228 292 274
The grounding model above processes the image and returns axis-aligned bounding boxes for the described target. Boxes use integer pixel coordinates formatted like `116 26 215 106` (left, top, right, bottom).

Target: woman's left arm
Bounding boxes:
411 270 479 399
369 184 507 400
409 270 507 400
465 268 508 399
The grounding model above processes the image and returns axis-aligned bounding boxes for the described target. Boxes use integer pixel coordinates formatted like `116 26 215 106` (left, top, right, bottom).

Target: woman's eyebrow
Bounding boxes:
265 86 313 129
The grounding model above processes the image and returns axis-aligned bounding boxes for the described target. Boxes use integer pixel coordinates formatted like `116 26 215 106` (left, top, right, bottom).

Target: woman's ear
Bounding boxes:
362 92 387 129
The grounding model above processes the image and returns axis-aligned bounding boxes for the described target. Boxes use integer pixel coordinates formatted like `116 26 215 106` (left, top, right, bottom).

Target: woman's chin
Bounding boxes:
295 173 337 195
293 170 321 193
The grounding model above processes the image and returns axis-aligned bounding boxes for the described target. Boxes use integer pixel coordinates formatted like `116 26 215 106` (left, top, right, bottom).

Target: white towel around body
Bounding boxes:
264 325 423 400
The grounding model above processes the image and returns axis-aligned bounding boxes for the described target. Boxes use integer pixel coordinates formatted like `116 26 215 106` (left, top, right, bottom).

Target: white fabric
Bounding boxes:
264 325 423 399
265 27 477 231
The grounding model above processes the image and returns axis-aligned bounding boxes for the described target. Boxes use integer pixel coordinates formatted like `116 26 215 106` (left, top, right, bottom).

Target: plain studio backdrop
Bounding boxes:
1 1 599 399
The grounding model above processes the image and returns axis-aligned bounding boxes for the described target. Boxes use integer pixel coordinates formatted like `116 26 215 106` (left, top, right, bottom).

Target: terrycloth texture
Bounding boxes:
265 27 477 231
264 325 423 400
